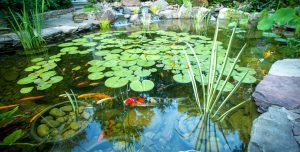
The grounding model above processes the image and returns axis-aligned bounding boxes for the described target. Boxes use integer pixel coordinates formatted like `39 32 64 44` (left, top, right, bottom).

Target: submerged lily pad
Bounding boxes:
233 73 256 84
37 82 52 90
20 87 34 94
25 65 41 72
31 58 44 63
49 76 63 83
130 80 155 92
105 77 128 88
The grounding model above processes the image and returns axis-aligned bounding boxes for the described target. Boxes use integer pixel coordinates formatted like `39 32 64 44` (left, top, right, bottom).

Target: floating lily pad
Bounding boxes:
25 66 41 72
88 66 105 73
82 42 97 47
72 66 81 71
137 60 155 67
37 82 52 90
20 87 34 94
88 72 104 80
119 60 137 67
49 76 63 83
17 76 36 85
58 42 75 47
95 51 110 56
173 74 191 83
134 70 151 77
104 54 120 60
120 54 139 61
31 58 44 63
130 80 155 92
233 73 256 84
60 47 78 53
216 80 234 92
105 77 128 88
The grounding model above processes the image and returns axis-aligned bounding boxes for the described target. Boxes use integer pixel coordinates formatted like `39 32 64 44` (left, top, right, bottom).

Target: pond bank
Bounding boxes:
249 59 300 151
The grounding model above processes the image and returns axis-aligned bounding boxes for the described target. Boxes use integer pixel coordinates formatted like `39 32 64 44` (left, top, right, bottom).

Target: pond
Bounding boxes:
0 19 299 151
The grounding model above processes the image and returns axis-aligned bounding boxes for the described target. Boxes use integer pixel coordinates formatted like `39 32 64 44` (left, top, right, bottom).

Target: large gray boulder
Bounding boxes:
153 0 168 9
96 8 116 22
248 106 300 152
252 74 300 111
252 59 300 111
159 10 178 19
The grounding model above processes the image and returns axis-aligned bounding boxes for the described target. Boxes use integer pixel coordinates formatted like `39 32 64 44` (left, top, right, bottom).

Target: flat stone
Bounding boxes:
121 0 141 7
55 25 78 34
293 121 300 136
42 28 62 38
269 59 300 77
248 106 300 152
252 74 300 111
159 10 178 19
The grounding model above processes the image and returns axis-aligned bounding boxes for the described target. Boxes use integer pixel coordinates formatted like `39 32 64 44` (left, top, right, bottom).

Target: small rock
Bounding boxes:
56 117 66 123
40 116 54 124
121 0 141 7
63 130 75 139
37 124 50 137
124 14 131 18
82 111 90 120
60 105 73 112
46 120 60 128
129 14 139 23
70 121 81 130
49 108 66 117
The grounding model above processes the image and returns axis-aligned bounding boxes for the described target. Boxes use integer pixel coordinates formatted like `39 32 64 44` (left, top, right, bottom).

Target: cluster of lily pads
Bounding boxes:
58 30 256 92
18 30 257 93
17 57 63 94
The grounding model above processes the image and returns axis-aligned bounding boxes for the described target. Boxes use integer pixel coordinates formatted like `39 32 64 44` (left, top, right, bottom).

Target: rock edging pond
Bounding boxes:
249 59 300 151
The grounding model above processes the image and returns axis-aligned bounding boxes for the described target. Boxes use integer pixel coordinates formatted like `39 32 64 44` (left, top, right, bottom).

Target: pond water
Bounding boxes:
0 19 299 151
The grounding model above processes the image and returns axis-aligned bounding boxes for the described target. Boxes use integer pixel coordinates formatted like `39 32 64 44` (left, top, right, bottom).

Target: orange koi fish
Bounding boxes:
78 93 111 100
0 104 20 110
264 50 272 59
98 132 105 142
19 95 45 101
76 81 90 87
30 111 43 123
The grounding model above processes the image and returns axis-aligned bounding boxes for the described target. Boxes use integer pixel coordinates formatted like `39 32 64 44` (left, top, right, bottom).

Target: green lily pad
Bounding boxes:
58 42 75 47
20 87 34 94
103 60 119 67
17 76 36 85
87 60 104 66
95 51 110 56
111 49 123 53
88 72 104 80
82 42 97 47
173 74 191 83
104 77 129 88
119 60 137 67
25 66 41 72
120 54 139 61
130 80 155 92
60 47 78 53
134 69 151 77
88 66 105 72
216 80 234 92
37 82 52 90
72 66 81 71
31 58 44 63
140 54 161 61
49 76 63 83
233 73 256 84
104 71 114 77
137 60 155 67
104 54 120 60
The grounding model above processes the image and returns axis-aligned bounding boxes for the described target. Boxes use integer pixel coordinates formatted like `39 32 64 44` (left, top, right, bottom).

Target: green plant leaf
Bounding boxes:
17 76 36 85
173 74 191 83
3 129 23 145
257 16 274 31
272 8 296 25
130 80 154 92
0 106 19 121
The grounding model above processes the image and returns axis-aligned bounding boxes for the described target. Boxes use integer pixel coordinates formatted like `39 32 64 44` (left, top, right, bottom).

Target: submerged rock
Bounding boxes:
37 124 50 137
70 122 81 130
60 105 73 112
49 108 66 117
248 106 300 152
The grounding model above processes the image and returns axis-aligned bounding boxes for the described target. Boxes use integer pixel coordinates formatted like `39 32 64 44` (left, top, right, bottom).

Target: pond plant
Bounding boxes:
8 0 46 52
183 20 250 121
100 19 110 30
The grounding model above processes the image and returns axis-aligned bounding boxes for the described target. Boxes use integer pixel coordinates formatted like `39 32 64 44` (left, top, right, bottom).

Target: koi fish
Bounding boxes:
96 97 115 104
98 132 105 142
0 104 20 110
19 95 45 101
78 93 111 100
124 97 145 105
157 84 174 91
30 111 43 123
76 81 90 87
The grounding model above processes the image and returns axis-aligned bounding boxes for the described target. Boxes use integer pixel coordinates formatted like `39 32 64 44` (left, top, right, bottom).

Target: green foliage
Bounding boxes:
3 129 23 145
0 106 19 123
100 19 110 30
149 5 159 15
257 7 300 33
8 0 46 51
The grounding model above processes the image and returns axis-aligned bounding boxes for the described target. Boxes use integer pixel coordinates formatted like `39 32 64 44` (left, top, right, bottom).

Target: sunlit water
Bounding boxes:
0 19 299 151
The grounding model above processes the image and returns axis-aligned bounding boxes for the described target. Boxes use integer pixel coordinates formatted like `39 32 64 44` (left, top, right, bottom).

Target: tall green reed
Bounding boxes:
183 19 250 121
8 0 45 51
